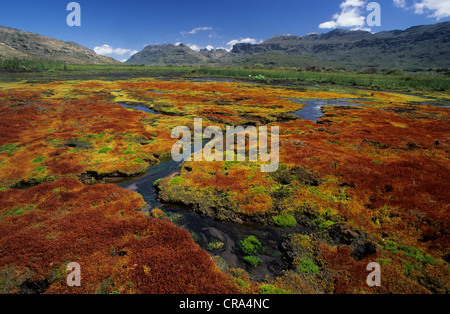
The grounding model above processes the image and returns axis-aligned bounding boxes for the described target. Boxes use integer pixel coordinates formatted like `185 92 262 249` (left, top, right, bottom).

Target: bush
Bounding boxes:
98 147 112 154
170 177 183 185
361 67 378 74
259 285 291 294
240 236 262 255
243 256 262 267
207 240 225 252
273 212 297 228
297 258 319 274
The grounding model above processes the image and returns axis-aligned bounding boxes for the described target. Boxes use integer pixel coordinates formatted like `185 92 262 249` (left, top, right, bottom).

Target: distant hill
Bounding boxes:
0 26 120 65
126 44 208 66
128 22 450 70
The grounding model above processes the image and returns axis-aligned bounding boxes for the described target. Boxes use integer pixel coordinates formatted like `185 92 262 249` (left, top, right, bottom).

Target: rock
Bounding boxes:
19 279 50 294
329 224 378 261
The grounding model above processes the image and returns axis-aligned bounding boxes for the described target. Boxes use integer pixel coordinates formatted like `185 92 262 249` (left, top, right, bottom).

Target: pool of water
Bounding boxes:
291 98 361 122
119 103 161 115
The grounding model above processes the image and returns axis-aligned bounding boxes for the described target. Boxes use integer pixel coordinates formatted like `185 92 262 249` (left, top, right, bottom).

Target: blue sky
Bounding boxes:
1 0 449 61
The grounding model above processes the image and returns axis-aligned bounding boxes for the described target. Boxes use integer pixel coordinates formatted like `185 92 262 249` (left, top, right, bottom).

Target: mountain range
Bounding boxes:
127 21 450 70
0 22 449 69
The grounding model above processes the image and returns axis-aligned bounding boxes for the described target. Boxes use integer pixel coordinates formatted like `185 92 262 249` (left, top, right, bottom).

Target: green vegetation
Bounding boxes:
31 156 46 164
259 285 291 294
273 212 297 228
242 255 262 268
0 144 20 156
98 147 112 154
296 258 319 274
1 58 448 92
0 59 68 71
0 205 34 221
170 177 183 185
192 67 450 92
240 236 262 255
207 240 225 252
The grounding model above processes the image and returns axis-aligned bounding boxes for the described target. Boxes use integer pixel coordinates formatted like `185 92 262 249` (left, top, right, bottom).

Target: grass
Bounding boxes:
1 58 448 92
192 67 450 92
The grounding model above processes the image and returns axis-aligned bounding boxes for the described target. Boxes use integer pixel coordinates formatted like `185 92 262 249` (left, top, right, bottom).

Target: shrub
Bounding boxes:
207 240 225 252
273 212 297 228
170 177 183 185
240 236 262 255
243 256 262 267
259 285 291 294
297 258 319 274
253 75 266 81
98 147 112 154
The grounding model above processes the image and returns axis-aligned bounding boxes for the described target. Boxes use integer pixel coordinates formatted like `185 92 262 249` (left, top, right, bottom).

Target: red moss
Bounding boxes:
0 178 242 294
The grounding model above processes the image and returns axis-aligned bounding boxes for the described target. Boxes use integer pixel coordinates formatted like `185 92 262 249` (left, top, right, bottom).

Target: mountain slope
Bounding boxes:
126 44 207 66
129 22 450 69
228 22 450 69
0 26 120 65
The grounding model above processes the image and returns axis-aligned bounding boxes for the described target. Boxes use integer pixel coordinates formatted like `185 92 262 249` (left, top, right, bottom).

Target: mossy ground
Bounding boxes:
0 74 448 294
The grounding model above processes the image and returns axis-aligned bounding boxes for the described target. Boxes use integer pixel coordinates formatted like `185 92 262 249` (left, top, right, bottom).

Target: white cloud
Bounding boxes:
215 46 231 52
226 38 263 48
319 0 367 29
393 0 407 8
413 0 450 19
181 26 213 36
205 45 214 51
393 0 450 20
187 44 201 52
94 44 138 57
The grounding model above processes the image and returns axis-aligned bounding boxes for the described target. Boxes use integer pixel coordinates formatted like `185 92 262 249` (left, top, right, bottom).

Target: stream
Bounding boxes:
115 98 361 281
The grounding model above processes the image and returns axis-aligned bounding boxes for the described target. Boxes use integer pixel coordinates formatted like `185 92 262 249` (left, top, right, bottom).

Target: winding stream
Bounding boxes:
115 98 359 281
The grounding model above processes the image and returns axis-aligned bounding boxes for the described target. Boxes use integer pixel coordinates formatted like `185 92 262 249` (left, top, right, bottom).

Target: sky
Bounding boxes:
0 0 449 62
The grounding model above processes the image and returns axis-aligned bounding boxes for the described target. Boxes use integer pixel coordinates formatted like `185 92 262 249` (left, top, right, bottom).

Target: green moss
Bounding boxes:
251 186 266 194
132 158 145 164
0 205 34 221
98 147 112 154
296 258 319 274
31 156 46 163
385 240 399 254
0 144 20 156
170 177 183 185
259 285 292 294
32 165 47 174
